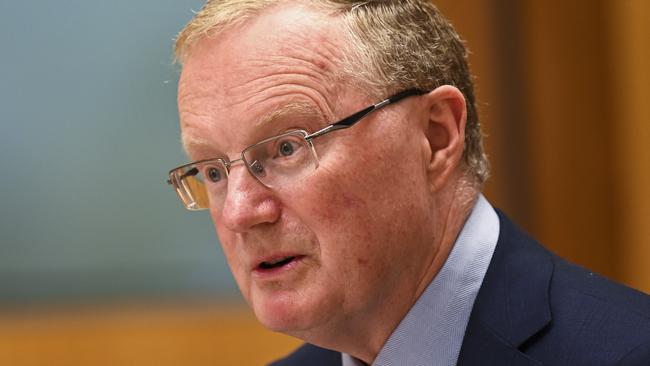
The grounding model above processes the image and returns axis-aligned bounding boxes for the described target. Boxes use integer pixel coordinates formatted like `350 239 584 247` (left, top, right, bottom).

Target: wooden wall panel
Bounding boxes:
0 304 301 366
520 0 620 279
610 0 650 293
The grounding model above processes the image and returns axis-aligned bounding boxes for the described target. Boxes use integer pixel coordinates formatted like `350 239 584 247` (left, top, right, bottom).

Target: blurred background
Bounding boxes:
0 0 648 365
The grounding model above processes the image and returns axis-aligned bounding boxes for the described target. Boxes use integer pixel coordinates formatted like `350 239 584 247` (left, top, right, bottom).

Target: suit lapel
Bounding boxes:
457 321 542 366
457 211 553 366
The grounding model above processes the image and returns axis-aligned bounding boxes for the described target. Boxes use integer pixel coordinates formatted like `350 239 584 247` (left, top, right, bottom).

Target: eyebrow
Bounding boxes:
253 101 326 129
181 101 327 155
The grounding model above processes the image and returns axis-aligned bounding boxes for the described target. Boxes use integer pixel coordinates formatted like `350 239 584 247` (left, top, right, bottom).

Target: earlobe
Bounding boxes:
421 85 467 191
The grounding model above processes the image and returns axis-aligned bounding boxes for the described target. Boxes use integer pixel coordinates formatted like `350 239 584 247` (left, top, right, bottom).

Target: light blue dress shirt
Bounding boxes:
342 195 499 366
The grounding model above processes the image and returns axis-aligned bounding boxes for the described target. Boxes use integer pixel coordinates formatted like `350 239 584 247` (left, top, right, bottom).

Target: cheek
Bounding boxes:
292 136 431 282
306 153 425 235
295 174 396 274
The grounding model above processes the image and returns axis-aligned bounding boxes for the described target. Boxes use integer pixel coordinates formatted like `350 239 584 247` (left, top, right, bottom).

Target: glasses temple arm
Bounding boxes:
167 167 199 185
305 88 428 140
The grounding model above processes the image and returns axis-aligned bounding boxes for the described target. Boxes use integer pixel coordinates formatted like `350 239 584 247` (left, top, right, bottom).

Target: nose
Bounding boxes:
218 165 281 232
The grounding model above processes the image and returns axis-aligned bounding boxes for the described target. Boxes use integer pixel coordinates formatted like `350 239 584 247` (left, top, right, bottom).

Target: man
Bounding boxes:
167 1 650 365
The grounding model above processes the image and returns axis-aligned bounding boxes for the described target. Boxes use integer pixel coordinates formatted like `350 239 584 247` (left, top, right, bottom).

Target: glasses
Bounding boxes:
167 88 427 211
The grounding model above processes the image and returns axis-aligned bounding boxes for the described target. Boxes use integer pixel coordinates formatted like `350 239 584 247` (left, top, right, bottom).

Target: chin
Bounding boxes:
251 288 326 334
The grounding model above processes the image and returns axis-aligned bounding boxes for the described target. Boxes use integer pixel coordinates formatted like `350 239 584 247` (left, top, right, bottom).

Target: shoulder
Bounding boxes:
268 344 341 366
543 255 650 364
496 209 650 321
552 254 650 321
494 210 650 364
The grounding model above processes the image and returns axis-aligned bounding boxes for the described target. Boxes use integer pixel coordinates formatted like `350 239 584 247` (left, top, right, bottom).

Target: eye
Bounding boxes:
205 167 222 183
278 141 295 156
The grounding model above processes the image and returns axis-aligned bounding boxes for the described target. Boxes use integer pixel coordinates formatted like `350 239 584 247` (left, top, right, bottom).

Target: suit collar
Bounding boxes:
458 210 554 365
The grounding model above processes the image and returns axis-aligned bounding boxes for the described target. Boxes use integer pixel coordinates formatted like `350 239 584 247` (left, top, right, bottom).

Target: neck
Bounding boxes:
413 176 479 298
298 175 480 364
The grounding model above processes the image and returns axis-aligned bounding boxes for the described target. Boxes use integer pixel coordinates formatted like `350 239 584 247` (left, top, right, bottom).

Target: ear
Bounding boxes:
420 85 467 191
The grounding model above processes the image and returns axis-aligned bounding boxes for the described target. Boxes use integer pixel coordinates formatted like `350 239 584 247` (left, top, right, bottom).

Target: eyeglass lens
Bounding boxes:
170 130 317 210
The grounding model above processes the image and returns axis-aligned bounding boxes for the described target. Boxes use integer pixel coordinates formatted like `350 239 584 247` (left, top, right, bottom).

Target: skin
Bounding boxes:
177 3 477 364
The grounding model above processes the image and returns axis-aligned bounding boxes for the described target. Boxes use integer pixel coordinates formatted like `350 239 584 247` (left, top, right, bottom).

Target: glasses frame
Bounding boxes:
168 88 428 210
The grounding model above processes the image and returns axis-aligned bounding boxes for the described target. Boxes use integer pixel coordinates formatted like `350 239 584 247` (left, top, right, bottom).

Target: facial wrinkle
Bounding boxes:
228 71 337 125
226 12 345 121
280 29 347 115
245 55 337 100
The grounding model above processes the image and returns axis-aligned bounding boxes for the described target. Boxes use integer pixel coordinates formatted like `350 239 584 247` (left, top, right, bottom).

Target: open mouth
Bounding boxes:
256 256 302 271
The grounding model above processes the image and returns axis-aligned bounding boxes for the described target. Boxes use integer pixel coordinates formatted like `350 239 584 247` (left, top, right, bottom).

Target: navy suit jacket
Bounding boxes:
270 211 650 365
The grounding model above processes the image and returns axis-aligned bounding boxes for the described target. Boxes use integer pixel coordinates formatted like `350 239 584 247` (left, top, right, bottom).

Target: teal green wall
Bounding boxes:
0 1 241 305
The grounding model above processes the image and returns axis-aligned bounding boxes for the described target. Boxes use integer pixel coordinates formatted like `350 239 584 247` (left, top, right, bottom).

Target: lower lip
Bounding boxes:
252 256 306 279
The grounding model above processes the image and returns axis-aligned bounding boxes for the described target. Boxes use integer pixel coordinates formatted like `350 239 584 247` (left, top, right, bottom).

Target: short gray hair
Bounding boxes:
175 0 489 183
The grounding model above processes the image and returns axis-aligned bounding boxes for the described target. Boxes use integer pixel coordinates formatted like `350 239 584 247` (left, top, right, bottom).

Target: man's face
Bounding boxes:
178 5 438 337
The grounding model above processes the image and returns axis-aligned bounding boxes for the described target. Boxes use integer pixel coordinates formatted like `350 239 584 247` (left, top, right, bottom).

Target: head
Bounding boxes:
173 0 488 354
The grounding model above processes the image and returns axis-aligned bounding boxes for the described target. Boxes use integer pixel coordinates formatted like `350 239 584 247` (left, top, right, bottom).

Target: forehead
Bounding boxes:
177 4 346 155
